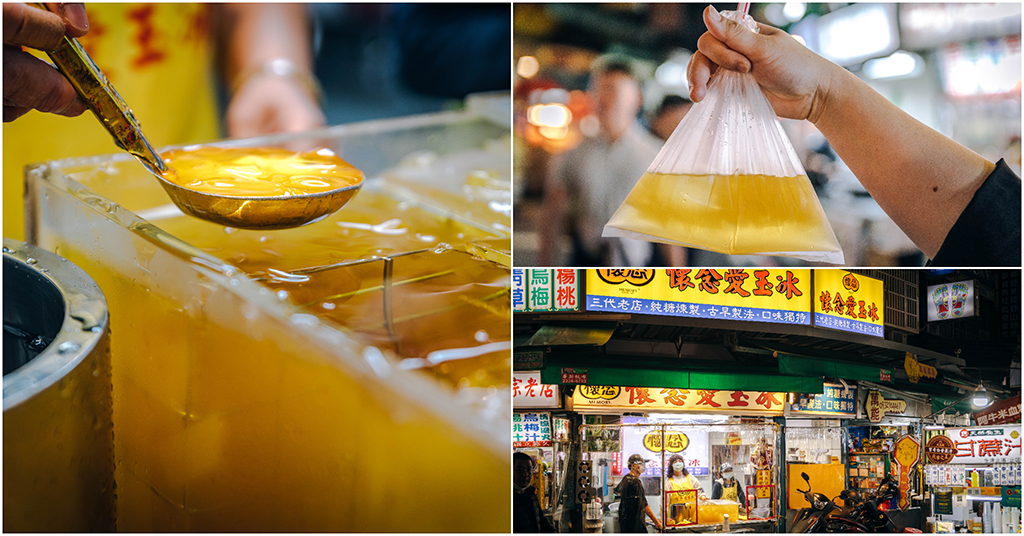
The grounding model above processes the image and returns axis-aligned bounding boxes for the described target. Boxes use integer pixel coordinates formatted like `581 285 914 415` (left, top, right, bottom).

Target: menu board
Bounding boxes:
934 491 953 515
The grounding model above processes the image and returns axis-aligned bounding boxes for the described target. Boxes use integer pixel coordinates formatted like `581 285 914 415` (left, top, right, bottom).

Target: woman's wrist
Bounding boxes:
230 58 322 105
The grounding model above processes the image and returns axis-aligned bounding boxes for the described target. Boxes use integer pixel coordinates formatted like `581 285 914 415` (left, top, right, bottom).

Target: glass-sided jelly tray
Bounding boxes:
24 97 512 532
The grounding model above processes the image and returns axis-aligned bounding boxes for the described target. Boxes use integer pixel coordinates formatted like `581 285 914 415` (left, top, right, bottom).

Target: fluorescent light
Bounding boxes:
783 2 806 22
864 51 923 80
817 4 897 66
971 385 991 409
924 424 944 430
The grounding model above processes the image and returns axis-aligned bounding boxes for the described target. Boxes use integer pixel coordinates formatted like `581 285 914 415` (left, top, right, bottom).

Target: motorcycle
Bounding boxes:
839 476 921 533
791 472 921 533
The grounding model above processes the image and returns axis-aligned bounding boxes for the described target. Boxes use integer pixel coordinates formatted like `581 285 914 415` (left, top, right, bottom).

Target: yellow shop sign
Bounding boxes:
585 269 812 326
813 270 884 338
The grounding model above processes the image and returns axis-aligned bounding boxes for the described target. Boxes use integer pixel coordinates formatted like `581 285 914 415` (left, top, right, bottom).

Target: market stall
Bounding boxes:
922 425 1022 533
571 386 784 533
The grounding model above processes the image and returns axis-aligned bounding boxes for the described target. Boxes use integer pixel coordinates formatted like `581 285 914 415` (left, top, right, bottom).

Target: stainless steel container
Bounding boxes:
3 238 114 532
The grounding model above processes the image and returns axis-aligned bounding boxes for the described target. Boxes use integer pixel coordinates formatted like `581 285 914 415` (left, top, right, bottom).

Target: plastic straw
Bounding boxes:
737 2 750 15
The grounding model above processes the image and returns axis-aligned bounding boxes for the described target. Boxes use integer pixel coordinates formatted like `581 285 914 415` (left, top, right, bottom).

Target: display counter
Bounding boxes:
23 99 511 531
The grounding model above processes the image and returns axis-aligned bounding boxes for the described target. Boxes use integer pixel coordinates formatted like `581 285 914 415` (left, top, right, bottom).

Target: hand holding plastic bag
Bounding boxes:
603 9 843 264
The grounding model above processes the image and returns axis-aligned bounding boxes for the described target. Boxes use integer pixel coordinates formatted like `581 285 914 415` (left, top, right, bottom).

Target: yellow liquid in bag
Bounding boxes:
607 172 840 257
160 147 363 197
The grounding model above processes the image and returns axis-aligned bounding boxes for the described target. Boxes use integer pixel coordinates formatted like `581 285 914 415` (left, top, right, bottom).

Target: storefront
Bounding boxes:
922 423 1022 533
513 370 567 514
570 386 784 533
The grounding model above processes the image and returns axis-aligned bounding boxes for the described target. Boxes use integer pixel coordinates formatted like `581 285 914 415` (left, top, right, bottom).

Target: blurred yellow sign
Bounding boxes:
644 431 689 453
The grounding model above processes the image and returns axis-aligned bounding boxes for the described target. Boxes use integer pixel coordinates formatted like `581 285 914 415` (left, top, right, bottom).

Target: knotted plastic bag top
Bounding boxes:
603 11 844 264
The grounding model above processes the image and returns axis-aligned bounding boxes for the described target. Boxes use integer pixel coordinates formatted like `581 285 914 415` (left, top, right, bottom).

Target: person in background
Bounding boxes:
688 5 1020 266
540 58 661 267
616 454 662 533
3 3 324 240
711 462 746 509
665 454 708 525
514 452 556 533
648 94 692 141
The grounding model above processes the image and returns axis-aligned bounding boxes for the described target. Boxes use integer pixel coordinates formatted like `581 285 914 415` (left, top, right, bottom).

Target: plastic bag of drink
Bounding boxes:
603 10 843 264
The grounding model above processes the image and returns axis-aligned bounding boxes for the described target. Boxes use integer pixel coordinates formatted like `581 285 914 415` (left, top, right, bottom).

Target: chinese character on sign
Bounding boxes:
867 303 880 322
696 269 724 293
525 377 539 397
756 392 781 410
775 271 803 300
513 376 522 397
729 391 750 407
978 439 1002 457
955 440 975 457
696 390 721 407
1005 438 1022 456
753 270 773 296
626 387 656 405
723 270 751 297
819 291 832 313
661 388 689 406
667 269 695 292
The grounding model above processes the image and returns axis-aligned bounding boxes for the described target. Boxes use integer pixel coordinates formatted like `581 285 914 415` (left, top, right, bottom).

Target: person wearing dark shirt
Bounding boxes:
615 454 662 533
514 452 556 533
710 463 746 509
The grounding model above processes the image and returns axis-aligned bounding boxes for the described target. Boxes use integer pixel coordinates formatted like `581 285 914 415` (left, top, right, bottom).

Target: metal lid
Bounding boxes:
3 239 108 410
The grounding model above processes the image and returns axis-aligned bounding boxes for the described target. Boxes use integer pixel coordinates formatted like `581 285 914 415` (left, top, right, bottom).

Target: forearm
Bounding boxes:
217 3 314 88
813 65 994 258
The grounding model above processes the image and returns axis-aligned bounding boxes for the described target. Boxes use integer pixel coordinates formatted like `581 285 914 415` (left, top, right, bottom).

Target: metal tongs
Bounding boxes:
31 3 166 176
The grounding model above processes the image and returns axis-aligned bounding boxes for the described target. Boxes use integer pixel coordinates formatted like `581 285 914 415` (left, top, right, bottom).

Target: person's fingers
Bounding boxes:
3 3 67 50
702 5 767 62
44 3 89 37
697 32 751 73
4 104 32 122
686 50 716 103
4 46 86 117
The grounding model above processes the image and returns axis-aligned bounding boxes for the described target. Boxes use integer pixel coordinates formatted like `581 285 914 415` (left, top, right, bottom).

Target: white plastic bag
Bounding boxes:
603 11 843 264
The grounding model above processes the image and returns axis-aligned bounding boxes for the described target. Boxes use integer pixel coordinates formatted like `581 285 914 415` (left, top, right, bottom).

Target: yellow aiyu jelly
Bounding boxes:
160 146 363 197
604 171 843 261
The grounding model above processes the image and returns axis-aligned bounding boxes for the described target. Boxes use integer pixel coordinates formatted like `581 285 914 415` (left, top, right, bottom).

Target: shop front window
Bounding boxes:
582 420 781 531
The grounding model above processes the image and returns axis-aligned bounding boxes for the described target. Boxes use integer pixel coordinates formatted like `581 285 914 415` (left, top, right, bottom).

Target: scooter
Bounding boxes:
790 472 872 533
839 476 921 533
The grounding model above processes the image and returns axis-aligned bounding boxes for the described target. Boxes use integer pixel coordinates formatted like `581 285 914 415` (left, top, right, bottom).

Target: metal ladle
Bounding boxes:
34 4 361 230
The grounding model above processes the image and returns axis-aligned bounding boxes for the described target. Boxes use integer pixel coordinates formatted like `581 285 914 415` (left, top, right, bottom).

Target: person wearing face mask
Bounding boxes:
514 452 556 533
664 454 708 525
615 454 662 533
711 463 746 509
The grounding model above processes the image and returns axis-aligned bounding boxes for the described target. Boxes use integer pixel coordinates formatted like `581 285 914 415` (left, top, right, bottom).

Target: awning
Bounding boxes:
540 365 822 393
778 353 893 384
524 322 617 346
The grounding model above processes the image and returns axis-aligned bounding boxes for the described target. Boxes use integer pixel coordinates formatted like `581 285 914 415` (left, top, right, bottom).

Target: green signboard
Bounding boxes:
934 491 953 515
1002 486 1021 508
513 351 544 370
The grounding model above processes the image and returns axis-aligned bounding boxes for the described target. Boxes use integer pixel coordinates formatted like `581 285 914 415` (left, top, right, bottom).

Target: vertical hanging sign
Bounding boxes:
892 435 921 510
512 269 527 312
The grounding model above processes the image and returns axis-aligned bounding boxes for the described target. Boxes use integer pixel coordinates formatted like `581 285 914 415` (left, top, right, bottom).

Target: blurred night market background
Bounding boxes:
512 3 1022 268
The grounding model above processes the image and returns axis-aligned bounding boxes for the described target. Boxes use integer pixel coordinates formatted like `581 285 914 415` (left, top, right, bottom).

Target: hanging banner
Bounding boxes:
513 372 560 409
934 426 1022 464
865 390 908 423
513 268 582 312
926 280 975 321
585 269 812 326
813 271 884 338
790 382 858 416
573 386 786 415
513 412 552 447
973 395 1022 426
892 435 921 510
